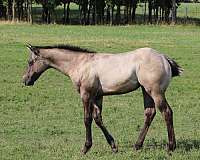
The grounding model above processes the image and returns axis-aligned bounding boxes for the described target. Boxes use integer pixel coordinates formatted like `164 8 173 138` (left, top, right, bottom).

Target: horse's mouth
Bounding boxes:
24 79 35 86
23 73 39 86
25 80 34 86
22 77 35 86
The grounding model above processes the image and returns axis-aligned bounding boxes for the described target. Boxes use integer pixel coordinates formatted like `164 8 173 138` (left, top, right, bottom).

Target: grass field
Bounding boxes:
0 24 200 159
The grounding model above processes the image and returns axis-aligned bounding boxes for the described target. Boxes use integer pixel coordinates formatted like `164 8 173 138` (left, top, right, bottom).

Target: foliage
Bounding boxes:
0 0 185 24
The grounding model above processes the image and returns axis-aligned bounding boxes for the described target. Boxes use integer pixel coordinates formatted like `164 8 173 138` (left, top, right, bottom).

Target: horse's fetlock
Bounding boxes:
85 141 92 148
94 116 102 126
134 143 143 150
145 108 156 117
167 141 176 151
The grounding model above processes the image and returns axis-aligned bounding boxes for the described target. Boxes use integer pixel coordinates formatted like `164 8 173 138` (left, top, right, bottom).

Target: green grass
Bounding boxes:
0 24 200 159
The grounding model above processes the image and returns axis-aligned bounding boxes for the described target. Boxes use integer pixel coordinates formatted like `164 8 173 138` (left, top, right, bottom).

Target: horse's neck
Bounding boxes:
46 49 87 76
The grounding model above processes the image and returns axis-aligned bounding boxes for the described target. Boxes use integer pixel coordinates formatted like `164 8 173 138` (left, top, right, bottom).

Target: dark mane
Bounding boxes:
34 44 96 53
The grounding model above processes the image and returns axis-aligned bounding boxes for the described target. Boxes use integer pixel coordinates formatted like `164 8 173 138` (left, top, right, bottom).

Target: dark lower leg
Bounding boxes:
134 107 156 150
152 92 176 151
82 117 93 154
81 100 93 154
162 103 176 151
93 106 118 153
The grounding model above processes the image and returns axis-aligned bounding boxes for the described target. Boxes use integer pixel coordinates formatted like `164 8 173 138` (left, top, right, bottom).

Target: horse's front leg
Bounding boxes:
81 92 93 154
93 97 118 153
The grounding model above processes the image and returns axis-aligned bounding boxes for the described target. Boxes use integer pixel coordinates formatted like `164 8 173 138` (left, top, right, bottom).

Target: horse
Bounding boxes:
22 44 183 154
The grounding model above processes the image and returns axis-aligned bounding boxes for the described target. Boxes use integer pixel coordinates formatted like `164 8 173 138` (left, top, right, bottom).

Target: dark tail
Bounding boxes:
164 55 183 77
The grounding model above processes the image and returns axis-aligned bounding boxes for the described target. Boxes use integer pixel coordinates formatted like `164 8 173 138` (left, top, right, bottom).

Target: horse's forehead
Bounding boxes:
29 51 37 59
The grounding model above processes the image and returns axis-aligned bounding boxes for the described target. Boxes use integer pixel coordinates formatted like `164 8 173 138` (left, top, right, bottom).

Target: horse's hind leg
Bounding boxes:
134 86 156 150
151 89 176 151
93 97 118 153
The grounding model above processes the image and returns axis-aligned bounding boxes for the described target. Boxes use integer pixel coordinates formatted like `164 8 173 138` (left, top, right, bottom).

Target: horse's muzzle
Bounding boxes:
24 80 34 86
22 75 34 86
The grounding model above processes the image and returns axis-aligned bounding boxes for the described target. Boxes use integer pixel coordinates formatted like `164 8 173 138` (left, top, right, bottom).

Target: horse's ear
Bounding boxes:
26 43 39 55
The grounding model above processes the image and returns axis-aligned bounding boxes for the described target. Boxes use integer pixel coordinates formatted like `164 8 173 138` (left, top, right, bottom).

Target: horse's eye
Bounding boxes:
28 60 34 66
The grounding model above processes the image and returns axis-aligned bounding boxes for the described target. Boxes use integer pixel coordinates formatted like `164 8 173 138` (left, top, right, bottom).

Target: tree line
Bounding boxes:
0 0 182 25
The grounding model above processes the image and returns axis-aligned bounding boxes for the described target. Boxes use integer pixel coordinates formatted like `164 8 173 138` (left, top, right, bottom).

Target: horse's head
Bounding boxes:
23 44 50 86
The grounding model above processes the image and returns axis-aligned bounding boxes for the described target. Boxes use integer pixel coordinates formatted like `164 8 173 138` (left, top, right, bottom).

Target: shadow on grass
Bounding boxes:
176 139 200 151
144 138 200 151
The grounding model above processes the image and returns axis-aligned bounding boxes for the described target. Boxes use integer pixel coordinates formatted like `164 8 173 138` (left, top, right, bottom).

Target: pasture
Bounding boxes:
0 24 200 159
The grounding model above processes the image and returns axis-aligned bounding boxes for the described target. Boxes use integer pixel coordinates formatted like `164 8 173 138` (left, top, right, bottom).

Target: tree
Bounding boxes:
12 0 15 21
0 0 4 18
0 0 181 25
7 0 12 20
61 0 70 24
35 0 60 23
171 0 176 24
131 0 138 23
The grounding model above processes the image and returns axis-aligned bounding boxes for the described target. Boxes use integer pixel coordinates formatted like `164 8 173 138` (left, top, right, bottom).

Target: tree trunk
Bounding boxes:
27 0 32 23
106 5 110 24
42 5 48 23
82 0 88 25
124 3 129 24
131 0 137 24
116 4 120 24
66 2 70 24
7 0 12 20
63 3 66 24
92 0 96 24
0 0 3 18
79 3 82 24
12 0 15 22
47 9 51 24
171 0 176 24
148 0 152 24
16 1 21 21
87 0 92 25
155 6 159 24
129 2 132 24
144 1 146 23
101 4 104 24
111 5 114 25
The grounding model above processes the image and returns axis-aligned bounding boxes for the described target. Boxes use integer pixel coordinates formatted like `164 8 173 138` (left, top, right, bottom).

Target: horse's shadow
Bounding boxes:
145 138 200 151
176 139 200 151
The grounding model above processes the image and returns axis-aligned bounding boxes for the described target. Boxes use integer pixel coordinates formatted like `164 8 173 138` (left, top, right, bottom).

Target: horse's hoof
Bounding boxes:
110 141 118 153
81 144 92 155
167 142 176 152
80 148 87 155
112 146 118 153
133 143 142 150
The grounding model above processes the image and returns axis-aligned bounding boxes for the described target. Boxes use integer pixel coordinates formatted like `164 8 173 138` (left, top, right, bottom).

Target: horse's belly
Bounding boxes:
95 54 139 95
100 77 140 95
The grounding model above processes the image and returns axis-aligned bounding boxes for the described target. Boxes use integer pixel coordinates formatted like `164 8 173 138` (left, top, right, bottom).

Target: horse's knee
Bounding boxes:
144 108 156 126
84 116 92 126
94 114 103 126
145 108 156 118
164 106 173 124
93 105 103 126
153 95 166 112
